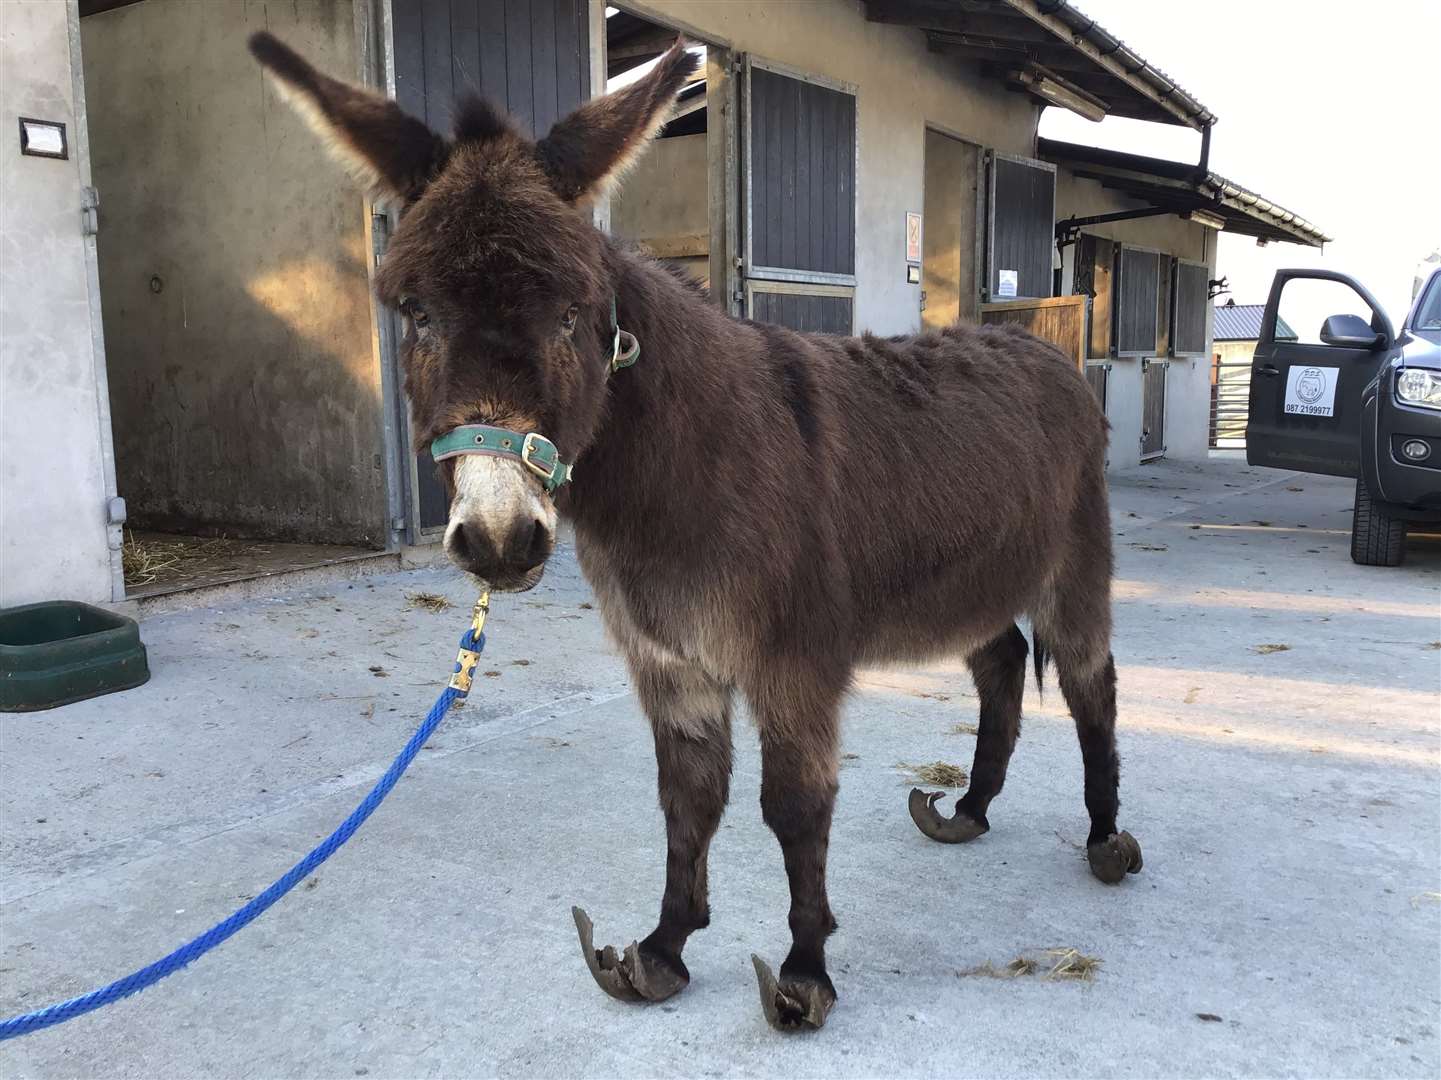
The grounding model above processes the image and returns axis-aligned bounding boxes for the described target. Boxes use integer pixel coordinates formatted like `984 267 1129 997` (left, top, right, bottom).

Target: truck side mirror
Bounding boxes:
1319 313 1386 350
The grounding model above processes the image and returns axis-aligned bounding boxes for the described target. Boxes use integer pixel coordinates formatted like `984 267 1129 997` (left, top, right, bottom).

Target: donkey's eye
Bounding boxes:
401 298 429 327
561 304 580 334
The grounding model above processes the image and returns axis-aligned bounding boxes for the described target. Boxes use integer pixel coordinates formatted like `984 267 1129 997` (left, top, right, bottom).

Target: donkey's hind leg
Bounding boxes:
1056 653 1140 882
574 655 732 1003
909 624 1027 844
1036 565 1143 884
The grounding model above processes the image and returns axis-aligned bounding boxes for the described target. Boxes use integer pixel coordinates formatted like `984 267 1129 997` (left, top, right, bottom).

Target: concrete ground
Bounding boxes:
2 456 1438 1079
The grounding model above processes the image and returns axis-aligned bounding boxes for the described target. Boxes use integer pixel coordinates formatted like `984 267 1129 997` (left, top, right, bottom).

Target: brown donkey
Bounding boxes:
250 34 1142 1031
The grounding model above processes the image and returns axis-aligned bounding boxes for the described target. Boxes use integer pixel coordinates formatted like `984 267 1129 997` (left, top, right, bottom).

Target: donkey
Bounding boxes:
250 34 1141 1031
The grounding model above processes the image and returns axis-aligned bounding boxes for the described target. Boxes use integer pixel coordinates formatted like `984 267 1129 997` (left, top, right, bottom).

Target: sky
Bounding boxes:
1038 0 1441 332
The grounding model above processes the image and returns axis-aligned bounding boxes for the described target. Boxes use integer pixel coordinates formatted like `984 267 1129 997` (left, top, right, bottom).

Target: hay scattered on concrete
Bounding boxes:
949 722 980 736
1253 643 1291 655
1042 947 1102 981
961 956 1037 979
896 761 968 787
960 948 1101 982
406 591 452 613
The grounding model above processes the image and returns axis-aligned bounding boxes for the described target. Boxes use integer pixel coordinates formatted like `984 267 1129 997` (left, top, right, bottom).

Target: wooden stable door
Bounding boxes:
740 57 857 333
980 295 1088 370
388 0 590 535
922 129 982 329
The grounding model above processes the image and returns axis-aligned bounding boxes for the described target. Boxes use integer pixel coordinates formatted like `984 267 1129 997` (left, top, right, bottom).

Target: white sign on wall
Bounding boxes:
1284 366 1339 417
997 269 1018 298
905 212 922 264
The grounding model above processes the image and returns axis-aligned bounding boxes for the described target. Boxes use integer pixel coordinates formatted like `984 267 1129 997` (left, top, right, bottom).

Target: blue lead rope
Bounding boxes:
0 624 486 1042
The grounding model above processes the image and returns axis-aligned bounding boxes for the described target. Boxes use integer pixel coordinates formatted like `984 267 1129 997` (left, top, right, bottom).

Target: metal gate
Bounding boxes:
740 57 856 332
1210 353 1251 447
388 0 590 537
1141 358 1168 460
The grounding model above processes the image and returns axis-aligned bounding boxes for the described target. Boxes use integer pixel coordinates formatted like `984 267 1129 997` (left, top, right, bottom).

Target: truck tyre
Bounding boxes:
1350 475 1406 566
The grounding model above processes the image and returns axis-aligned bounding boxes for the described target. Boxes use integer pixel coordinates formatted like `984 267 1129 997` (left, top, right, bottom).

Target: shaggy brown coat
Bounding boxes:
249 33 1141 1032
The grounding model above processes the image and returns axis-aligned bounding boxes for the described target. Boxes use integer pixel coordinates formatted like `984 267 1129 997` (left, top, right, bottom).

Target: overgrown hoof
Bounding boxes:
751 955 836 1032
908 788 989 844
1086 831 1143 884
572 906 689 1003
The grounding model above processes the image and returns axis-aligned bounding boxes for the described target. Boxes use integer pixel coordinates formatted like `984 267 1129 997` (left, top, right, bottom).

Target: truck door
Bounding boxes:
1246 269 1396 478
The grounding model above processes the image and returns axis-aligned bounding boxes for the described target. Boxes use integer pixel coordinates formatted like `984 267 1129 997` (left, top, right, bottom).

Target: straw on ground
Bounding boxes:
895 761 969 787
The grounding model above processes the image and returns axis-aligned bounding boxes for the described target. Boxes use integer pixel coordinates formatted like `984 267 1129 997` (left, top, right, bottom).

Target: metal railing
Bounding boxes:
1209 356 1252 448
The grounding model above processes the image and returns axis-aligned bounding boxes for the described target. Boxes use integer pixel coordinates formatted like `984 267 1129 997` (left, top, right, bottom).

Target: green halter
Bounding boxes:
430 298 638 494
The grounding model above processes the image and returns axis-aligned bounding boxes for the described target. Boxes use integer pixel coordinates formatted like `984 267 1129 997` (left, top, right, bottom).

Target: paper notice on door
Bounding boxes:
1284 365 1339 417
997 270 1018 298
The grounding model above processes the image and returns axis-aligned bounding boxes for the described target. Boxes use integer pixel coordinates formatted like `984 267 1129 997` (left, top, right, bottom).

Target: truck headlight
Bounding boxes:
1396 369 1441 410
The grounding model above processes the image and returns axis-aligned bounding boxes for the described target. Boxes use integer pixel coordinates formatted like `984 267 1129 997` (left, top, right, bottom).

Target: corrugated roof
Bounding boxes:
1213 303 1297 342
863 0 1216 128
1040 139 1331 248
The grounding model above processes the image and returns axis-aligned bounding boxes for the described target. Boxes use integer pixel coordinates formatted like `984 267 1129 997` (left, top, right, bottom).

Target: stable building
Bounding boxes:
2 0 1327 608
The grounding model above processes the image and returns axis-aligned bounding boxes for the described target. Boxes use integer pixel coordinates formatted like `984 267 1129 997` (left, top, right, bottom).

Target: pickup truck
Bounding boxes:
1247 266 1441 566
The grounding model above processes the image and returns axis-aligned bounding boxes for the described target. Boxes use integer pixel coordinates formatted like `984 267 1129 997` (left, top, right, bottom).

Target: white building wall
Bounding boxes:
637 0 1039 336
1054 169 1217 470
0 1 117 606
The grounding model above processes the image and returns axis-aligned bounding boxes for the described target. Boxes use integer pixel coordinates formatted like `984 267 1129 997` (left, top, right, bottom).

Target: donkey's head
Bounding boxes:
249 32 696 590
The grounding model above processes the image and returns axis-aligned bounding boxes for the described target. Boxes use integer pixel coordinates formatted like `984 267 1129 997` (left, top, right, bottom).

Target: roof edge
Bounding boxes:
1040 138 1331 248
1002 0 1217 129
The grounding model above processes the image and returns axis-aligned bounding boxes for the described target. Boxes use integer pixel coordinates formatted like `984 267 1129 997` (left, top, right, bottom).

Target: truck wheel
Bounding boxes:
1350 475 1406 566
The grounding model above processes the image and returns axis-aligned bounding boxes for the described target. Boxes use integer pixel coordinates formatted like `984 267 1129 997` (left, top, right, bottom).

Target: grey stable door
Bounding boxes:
741 57 856 333
985 152 1055 302
389 0 590 534
1141 359 1167 460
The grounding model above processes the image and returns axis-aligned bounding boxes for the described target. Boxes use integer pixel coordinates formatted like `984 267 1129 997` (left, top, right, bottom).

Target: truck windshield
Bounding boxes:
1415 274 1441 331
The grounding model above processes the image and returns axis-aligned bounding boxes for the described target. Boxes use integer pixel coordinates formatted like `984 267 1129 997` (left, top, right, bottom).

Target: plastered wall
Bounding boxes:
610 132 710 284
639 0 1038 335
1056 170 1216 469
1 1 117 606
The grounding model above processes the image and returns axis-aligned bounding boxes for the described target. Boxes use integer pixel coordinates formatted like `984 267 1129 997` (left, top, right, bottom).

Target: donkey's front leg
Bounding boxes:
748 665 844 1031
574 659 732 1004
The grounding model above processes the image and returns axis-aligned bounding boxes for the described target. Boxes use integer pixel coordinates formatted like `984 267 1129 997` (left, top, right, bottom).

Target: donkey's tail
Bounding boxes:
1031 630 1048 697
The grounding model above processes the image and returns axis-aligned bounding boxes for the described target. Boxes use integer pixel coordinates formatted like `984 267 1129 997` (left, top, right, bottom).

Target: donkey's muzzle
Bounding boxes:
445 515 553 589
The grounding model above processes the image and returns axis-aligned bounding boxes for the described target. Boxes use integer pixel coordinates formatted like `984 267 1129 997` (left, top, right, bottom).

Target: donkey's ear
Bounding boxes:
248 32 448 204
536 39 699 203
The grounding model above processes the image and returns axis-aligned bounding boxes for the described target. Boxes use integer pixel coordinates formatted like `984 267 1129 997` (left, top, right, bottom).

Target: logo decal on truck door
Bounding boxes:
1284 366 1339 417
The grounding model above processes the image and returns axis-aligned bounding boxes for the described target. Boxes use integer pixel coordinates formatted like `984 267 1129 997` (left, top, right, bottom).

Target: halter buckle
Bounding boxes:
520 432 569 488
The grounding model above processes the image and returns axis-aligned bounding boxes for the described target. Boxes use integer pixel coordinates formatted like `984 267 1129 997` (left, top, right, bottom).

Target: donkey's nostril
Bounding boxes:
446 521 495 577
511 517 553 573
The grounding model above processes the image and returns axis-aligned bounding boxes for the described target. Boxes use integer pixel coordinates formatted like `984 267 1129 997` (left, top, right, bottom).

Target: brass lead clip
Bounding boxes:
449 590 491 695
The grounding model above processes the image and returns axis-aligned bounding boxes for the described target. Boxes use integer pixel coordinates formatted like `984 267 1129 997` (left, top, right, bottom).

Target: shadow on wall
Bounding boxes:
81 0 390 548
